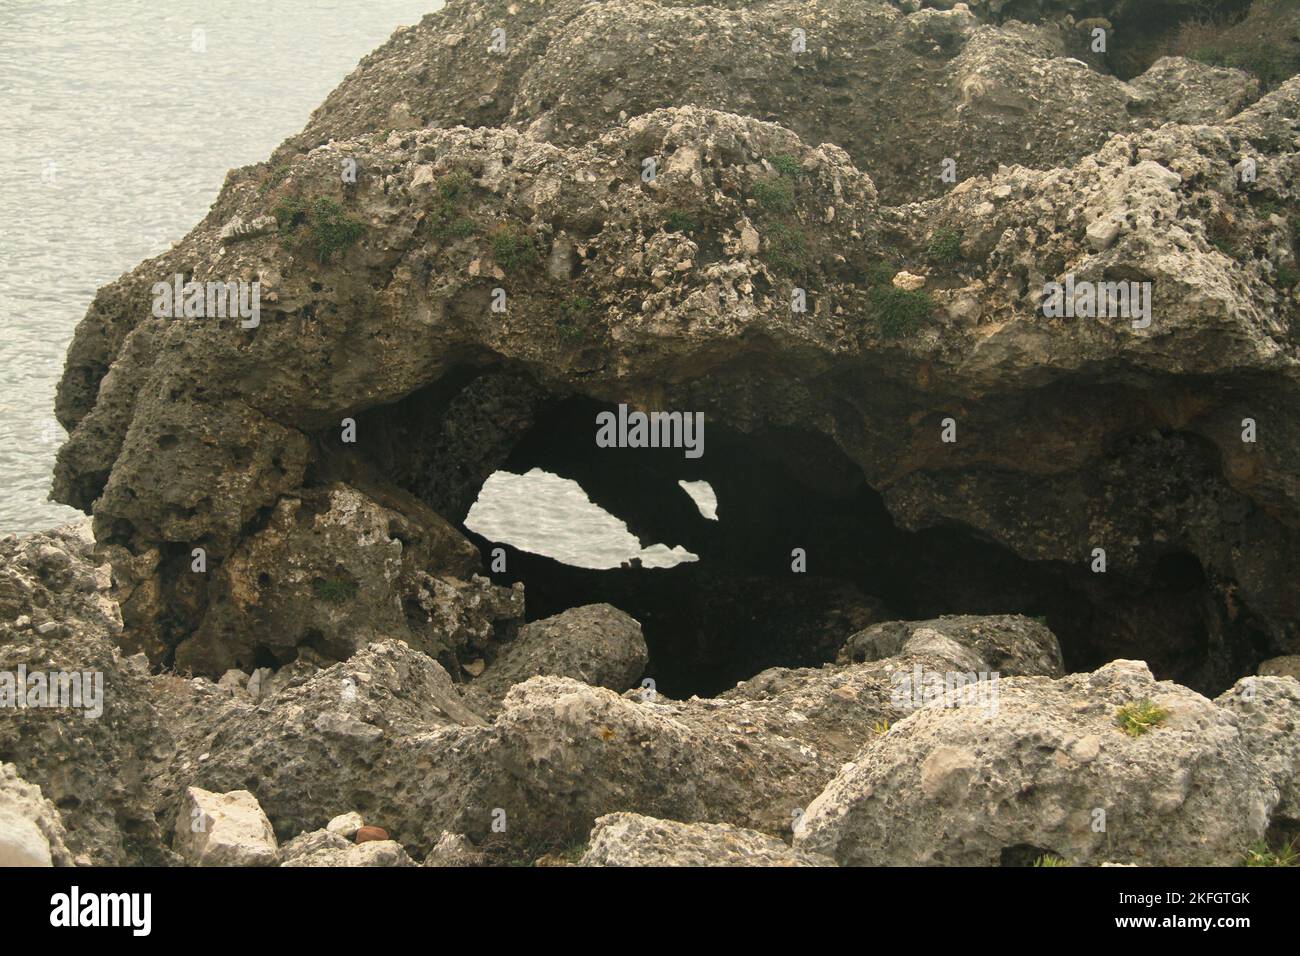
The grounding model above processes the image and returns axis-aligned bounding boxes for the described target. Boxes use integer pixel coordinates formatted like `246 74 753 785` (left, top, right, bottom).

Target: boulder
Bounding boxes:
1215 676 1300 820
281 832 415 867
838 614 1064 678
581 812 834 867
474 604 648 705
794 660 1277 865
423 831 488 867
0 763 74 867
174 787 280 867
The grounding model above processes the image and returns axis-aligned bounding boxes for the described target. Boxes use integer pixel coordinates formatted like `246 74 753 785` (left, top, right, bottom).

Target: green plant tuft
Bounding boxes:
769 153 803 179
764 220 810 275
870 285 932 338
428 172 478 242
1243 838 1298 867
274 196 365 263
927 227 964 265
490 224 539 272
753 175 796 214
663 210 701 235
557 296 593 340
1115 699 1169 737
312 576 359 604
1033 855 1072 867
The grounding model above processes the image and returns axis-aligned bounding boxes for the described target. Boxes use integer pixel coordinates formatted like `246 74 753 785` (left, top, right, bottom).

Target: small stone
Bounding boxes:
356 825 389 844
1086 217 1122 252
326 811 364 839
892 271 926 291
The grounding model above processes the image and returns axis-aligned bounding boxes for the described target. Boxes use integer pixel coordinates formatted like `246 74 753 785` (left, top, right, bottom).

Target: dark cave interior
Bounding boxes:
358 379 1272 699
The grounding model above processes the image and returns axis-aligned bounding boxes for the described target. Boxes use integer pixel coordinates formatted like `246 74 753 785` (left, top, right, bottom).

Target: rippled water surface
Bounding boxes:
0 0 440 532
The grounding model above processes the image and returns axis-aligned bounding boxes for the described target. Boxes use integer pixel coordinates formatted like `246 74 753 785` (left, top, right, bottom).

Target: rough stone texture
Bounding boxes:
14 0 1300 869
423 831 488 867
581 812 834 867
1216 676 1300 820
1259 655 1300 680
162 612 1060 860
260 0 1259 207
175 640 489 847
0 522 176 866
838 614 1065 677
47 53 1300 689
0 763 74 867
173 481 513 675
474 604 648 705
326 811 364 839
794 660 1277 866
282 833 415 867
173 787 280 867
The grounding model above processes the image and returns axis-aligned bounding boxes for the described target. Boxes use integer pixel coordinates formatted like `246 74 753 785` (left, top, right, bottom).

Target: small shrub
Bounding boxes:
1250 197 1281 219
871 720 890 737
557 296 592 339
428 172 478 242
769 153 803 179
1276 264 1300 289
274 196 365 263
312 576 358 603
870 285 932 338
764 221 810 275
490 225 539 272
1211 236 1243 260
863 261 896 286
1115 699 1169 737
663 210 700 235
753 175 796 214
927 227 964 265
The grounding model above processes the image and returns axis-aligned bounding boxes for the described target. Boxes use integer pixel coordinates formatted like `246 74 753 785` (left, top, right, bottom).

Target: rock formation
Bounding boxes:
3 0 1298 866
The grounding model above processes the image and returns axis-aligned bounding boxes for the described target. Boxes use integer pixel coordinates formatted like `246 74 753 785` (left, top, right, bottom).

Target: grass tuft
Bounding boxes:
274 196 365 263
1115 699 1169 738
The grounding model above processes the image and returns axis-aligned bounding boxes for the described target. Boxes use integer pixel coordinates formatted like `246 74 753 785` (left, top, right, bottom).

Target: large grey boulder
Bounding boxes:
838 614 1064 677
794 660 1278 866
474 604 648 705
1215 676 1300 820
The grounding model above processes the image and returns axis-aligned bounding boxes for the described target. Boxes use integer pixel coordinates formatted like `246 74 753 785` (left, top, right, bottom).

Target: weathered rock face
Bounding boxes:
174 787 280 867
472 603 648 705
262 0 1261 207
580 812 833 866
2 521 1296 867
1215 675 1300 821
0 523 176 866
18 0 1300 867
839 614 1065 678
0 763 74 867
794 660 1278 865
281 829 416 867
48 0 1300 693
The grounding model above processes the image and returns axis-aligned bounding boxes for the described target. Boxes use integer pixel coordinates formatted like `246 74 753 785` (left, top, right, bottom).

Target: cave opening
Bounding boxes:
360 375 1269 700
